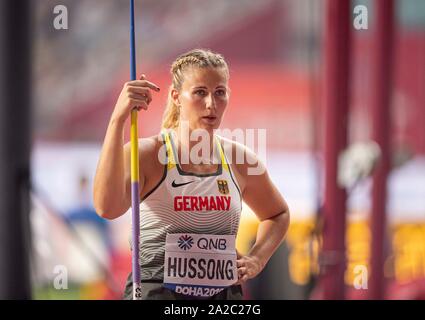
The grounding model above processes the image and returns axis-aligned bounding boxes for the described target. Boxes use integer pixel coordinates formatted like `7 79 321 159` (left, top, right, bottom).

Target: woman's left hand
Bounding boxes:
234 250 264 285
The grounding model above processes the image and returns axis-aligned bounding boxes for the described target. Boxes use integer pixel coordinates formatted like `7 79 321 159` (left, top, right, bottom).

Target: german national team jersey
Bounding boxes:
138 130 242 281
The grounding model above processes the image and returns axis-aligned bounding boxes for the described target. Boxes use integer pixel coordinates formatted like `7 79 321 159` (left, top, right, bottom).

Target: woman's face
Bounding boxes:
172 66 229 132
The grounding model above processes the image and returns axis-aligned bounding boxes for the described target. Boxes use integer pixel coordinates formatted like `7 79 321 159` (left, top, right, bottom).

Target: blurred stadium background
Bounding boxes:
1 0 424 299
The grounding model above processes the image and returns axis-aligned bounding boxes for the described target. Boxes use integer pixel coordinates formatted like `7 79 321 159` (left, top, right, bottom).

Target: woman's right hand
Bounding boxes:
111 74 160 124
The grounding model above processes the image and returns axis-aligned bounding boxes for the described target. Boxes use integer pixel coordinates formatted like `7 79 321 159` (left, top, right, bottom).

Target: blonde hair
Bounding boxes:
161 48 230 130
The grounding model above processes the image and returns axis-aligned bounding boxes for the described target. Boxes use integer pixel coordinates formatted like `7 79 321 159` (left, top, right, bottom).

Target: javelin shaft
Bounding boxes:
129 0 141 300
130 0 136 81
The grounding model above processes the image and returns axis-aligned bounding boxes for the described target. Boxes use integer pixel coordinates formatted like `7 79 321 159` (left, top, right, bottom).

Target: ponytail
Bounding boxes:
161 86 180 130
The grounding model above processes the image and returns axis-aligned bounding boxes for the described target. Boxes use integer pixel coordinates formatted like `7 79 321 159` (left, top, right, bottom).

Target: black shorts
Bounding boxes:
123 273 243 300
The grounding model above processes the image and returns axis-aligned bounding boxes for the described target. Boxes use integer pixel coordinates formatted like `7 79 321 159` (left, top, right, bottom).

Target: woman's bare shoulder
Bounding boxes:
215 135 264 176
123 133 166 166
140 134 167 164
139 134 163 151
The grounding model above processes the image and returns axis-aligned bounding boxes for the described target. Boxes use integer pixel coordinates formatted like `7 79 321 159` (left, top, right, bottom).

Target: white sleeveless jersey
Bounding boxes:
138 130 242 281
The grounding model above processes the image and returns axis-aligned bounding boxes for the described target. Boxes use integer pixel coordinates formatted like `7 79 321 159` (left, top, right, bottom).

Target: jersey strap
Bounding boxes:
163 131 177 170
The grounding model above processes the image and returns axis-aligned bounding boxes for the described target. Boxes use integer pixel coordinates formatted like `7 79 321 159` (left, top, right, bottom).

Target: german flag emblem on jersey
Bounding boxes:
217 179 229 195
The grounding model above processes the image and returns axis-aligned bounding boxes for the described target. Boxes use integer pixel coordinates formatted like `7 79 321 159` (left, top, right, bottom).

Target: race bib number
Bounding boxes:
163 233 237 298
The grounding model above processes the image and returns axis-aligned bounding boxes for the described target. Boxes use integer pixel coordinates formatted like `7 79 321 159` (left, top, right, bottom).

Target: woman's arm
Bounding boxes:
93 76 160 219
234 146 290 284
93 117 135 220
237 211 289 283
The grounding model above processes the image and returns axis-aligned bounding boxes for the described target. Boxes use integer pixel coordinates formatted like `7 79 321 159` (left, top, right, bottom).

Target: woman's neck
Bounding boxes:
173 126 218 165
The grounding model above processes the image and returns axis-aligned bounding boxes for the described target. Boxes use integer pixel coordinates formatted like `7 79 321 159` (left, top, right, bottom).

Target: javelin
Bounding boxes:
129 0 142 300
